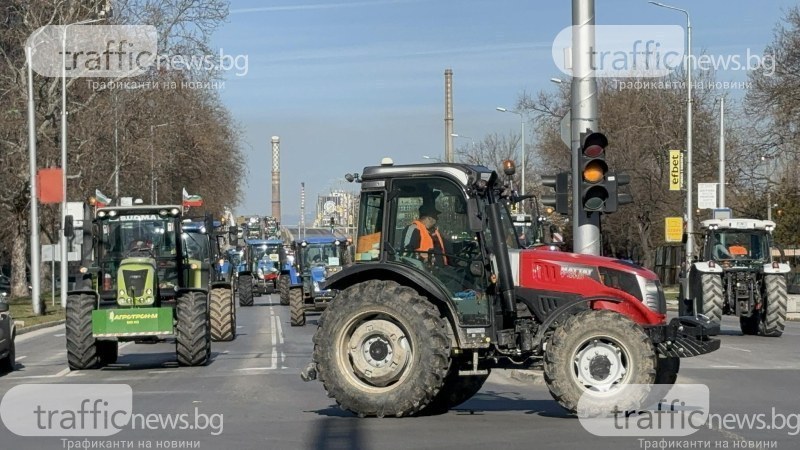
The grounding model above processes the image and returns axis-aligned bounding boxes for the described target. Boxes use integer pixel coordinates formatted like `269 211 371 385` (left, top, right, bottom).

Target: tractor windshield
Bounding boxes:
100 215 178 259
250 244 282 271
182 231 210 262
302 243 342 267
707 230 770 262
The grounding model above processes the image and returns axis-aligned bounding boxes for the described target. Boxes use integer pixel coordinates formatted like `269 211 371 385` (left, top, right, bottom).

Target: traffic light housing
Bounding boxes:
579 131 610 213
605 173 633 213
541 172 569 215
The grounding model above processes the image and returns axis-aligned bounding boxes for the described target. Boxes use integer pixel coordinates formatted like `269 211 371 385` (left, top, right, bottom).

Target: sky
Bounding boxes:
210 0 796 224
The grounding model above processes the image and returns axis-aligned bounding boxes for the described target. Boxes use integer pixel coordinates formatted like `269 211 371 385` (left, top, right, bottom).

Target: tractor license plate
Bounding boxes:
92 307 174 337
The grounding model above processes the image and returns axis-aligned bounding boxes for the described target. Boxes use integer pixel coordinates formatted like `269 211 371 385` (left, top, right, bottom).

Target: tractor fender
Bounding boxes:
323 263 465 347
176 287 208 296
763 262 791 274
210 280 232 290
691 261 723 274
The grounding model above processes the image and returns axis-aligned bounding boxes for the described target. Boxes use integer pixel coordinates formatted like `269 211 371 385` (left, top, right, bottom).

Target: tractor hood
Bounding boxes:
521 248 658 280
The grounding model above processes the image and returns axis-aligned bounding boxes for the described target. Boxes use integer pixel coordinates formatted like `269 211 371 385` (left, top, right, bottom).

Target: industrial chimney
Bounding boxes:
444 69 454 163
271 136 281 222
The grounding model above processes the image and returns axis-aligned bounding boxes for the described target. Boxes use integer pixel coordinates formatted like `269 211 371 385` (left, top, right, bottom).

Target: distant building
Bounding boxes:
314 191 358 231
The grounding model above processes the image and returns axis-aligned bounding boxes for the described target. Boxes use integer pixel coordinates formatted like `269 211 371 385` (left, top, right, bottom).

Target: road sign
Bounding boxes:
41 244 56 262
669 150 683 191
697 183 718 209
665 217 683 243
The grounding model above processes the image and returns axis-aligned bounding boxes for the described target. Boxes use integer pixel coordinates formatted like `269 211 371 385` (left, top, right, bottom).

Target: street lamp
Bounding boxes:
422 155 442 162
150 123 170 204
649 1 693 268
450 133 475 155
60 17 105 308
496 107 526 196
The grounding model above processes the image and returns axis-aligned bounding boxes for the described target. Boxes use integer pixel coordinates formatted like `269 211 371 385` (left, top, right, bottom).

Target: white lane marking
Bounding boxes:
16 356 27 361
270 315 277 348
66 371 86 377
270 316 279 369
275 316 284 344
118 342 133 351
235 367 275 371
148 370 180 374
10 367 71 379
710 365 740 368
53 333 65 337
723 345 752 353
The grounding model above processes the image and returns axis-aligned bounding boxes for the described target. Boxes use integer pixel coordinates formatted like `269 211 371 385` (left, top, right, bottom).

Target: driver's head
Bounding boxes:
418 204 441 229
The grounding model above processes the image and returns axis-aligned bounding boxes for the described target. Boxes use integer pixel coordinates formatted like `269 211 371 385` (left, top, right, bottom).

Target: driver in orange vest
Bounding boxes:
403 204 448 266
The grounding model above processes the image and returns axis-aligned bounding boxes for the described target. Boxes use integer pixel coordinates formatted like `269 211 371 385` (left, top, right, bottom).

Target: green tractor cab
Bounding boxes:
65 205 221 370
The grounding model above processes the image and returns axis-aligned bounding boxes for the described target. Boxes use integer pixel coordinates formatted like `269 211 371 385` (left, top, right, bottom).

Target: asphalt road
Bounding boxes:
1 298 799 450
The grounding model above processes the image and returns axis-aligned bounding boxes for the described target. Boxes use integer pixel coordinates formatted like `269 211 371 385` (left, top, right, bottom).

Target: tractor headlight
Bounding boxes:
171 208 180 216
108 210 118 217
642 279 666 314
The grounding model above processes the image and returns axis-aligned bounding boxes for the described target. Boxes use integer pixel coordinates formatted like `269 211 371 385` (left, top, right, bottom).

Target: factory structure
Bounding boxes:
313 190 358 233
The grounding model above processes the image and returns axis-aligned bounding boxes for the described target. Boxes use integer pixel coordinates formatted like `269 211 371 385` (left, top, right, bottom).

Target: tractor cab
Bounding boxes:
701 219 772 265
293 236 348 293
181 221 214 290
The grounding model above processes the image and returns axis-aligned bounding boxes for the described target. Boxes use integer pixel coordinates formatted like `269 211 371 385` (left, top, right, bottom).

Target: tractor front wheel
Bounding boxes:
238 276 254 307
313 280 450 417
699 274 723 330
210 287 236 341
544 309 657 414
290 288 305 327
66 294 98 370
279 275 290 306
176 291 211 366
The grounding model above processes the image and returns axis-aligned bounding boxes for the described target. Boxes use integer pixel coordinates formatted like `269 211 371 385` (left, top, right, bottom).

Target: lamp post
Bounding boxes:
60 18 105 308
650 0 693 283
150 123 169 204
496 107 526 196
450 133 475 156
25 31 45 315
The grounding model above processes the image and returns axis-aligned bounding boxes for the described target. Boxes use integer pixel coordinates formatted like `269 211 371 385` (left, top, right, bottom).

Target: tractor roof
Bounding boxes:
360 162 496 189
295 236 343 245
95 205 182 219
701 218 776 231
245 239 283 245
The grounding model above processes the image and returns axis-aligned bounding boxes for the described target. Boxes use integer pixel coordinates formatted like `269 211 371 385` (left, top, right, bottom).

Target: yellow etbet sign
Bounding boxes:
669 150 683 191
665 217 683 242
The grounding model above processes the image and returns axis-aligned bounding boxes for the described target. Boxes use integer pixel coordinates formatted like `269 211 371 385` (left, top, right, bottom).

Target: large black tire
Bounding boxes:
290 288 305 327
654 356 680 385
761 275 787 337
210 287 236 341
97 340 118 366
0 338 15 372
176 291 211 366
544 309 657 414
66 294 98 370
239 276 254 307
279 275 290 305
739 314 760 335
699 274 723 330
312 280 451 417
420 357 489 414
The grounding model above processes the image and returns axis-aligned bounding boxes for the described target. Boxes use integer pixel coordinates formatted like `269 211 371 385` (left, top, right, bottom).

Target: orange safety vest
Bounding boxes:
412 220 447 265
728 245 747 256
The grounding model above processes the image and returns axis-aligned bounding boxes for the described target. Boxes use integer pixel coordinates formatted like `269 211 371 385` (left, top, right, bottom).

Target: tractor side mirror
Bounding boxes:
467 198 482 232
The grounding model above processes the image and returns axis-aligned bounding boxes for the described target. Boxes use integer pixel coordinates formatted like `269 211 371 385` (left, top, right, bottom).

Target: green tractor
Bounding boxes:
65 205 221 369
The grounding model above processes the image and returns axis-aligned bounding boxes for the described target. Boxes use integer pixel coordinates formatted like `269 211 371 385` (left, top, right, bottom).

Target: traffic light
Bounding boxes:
605 173 633 213
579 131 610 213
541 172 569 215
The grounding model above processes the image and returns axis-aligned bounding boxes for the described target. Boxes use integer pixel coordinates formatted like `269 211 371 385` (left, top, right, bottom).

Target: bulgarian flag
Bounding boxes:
95 189 112 207
182 187 203 207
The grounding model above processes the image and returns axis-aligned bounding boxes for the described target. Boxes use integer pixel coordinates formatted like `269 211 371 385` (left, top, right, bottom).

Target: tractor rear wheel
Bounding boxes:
421 357 489 414
313 280 450 417
544 309 656 414
176 291 211 366
699 274 723 329
97 340 118 366
239 276 254 307
66 294 98 370
761 275 787 337
279 275 290 305
290 288 305 326
210 287 236 341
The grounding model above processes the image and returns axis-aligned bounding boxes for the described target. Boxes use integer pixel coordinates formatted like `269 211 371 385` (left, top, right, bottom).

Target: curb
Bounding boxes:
509 369 545 385
17 319 66 335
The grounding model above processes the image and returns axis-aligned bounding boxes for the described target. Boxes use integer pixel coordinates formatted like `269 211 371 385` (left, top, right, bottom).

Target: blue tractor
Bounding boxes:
237 239 284 306
287 235 350 326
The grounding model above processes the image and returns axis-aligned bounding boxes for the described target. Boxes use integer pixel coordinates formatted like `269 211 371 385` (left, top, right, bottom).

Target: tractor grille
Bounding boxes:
122 269 148 296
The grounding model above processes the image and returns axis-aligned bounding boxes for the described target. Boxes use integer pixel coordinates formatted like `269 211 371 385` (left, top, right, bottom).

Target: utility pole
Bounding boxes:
571 0 600 255
718 96 725 208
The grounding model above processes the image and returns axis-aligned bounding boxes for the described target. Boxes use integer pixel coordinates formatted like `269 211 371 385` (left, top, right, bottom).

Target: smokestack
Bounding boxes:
300 182 306 239
271 136 281 222
444 69 454 163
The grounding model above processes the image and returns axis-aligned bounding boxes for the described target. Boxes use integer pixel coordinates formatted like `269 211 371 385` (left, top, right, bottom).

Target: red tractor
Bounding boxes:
301 160 719 417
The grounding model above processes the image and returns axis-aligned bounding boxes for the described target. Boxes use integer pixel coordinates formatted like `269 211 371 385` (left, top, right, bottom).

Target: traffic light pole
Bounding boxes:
571 0 601 255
